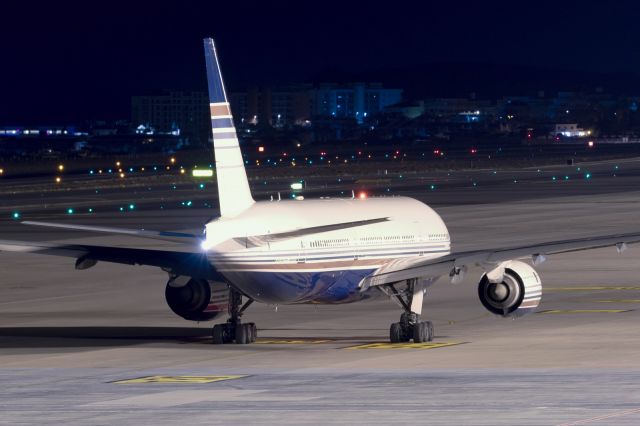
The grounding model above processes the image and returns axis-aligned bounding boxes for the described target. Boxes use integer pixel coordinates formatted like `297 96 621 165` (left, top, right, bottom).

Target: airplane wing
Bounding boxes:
21 221 203 245
360 231 640 289
0 239 222 281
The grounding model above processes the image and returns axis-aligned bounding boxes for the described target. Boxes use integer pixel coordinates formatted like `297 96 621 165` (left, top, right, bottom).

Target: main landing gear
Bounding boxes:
382 278 435 343
212 289 257 344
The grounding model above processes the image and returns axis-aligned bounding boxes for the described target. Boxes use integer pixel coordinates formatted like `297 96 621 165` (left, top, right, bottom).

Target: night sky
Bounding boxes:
2 1 640 124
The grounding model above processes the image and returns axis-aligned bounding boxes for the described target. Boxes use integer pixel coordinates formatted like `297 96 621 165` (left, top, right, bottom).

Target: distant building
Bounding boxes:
131 91 209 145
314 83 402 123
422 98 494 118
230 82 403 127
230 85 314 127
552 123 592 138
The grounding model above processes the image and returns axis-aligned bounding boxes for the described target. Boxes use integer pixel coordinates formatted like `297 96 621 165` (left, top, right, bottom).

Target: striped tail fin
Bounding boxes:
203 38 254 217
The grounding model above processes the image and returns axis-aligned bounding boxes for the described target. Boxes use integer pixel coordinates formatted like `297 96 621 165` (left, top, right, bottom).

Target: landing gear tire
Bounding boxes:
235 324 247 344
413 322 426 343
426 320 434 342
390 322 403 343
212 324 225 344
247 322 257 342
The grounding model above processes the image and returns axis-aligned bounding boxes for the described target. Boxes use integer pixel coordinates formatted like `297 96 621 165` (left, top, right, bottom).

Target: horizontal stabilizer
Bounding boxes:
22 221 203 245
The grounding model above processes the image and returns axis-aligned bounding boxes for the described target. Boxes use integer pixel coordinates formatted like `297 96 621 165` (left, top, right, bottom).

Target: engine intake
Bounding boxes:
478 260 541 318
165 278 229 321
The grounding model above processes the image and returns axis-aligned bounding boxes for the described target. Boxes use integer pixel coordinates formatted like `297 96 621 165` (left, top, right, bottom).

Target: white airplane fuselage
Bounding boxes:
204 196 451 304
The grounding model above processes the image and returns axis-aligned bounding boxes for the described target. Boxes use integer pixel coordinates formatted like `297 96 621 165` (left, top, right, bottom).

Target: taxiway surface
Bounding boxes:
1 160 640 424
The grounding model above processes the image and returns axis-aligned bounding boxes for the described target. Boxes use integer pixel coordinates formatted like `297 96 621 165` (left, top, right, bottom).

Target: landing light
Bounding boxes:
358 191 368 199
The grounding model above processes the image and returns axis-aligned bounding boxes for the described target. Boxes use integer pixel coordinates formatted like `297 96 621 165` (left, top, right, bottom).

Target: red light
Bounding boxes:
470 148 477 154
395 150 400 155
588 140 594 148
433 149 440 154
258 146 265 152
527 133 532 139
283 152 288 156
358 191 368 199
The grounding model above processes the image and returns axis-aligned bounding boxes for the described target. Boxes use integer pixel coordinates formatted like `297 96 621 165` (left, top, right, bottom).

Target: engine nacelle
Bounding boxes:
165 277 229 321
477 260 541 318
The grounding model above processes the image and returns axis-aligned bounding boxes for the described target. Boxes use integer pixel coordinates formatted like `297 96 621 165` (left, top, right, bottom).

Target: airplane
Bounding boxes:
3 38 640 345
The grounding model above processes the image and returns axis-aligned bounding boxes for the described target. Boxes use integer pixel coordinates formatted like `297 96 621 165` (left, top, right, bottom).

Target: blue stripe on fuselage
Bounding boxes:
221 268 377 304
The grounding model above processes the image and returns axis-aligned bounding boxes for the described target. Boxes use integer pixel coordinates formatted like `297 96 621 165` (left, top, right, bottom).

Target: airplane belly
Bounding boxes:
219 268 376 304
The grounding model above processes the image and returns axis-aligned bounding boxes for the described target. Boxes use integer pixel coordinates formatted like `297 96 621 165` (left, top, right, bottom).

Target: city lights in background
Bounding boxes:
55 176 61 183
58 164 64 172
0 168 4 175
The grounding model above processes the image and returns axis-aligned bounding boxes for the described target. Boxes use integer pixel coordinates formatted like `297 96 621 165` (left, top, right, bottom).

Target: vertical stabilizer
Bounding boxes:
203 38 254 217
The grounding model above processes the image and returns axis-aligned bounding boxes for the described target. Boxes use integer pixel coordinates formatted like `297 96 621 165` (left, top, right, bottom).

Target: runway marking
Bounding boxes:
596 299 640 303
112 375 248 384
546 286 640 292
254 339 332 344
345 342 464 350
537 309 632 314
557 406 640 425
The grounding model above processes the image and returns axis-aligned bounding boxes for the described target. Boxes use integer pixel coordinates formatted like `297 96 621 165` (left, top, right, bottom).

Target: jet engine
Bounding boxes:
165 277 229 321
477 260 541 318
